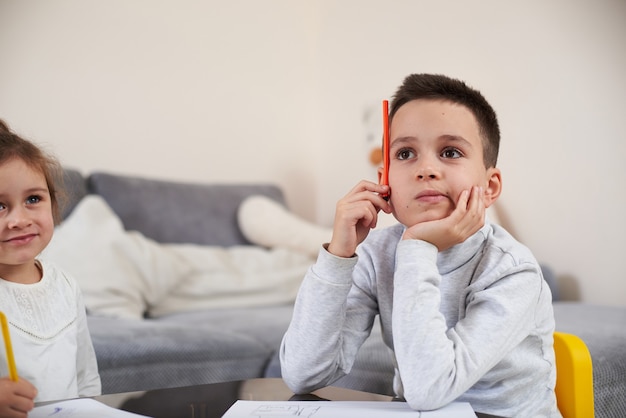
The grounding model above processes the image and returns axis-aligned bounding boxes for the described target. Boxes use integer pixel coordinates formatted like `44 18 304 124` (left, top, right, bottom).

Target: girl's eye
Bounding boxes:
26 195 42 205
441 147 463 159
396 149 415 160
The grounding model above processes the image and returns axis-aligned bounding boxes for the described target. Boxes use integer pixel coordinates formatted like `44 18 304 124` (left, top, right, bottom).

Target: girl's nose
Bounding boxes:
7 208 31 229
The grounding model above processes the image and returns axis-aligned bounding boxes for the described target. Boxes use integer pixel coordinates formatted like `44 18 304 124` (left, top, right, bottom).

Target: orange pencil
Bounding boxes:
0 311 18 381
381 100 390 200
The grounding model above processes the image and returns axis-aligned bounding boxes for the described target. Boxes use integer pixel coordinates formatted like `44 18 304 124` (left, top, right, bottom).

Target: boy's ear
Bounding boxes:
376 166 384 184
484 167 502 208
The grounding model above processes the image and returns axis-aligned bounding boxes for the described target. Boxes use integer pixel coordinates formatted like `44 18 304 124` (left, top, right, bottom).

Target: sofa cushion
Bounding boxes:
88 172 285 246
87 315 273 394
157 305 296 351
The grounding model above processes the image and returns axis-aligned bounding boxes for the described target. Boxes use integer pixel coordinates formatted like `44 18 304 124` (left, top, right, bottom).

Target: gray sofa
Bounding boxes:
57 170 298 394
57 170 625 417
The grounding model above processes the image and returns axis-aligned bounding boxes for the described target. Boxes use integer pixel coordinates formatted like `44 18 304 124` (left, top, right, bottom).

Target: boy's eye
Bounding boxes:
396 149 415 160
441 147 463 159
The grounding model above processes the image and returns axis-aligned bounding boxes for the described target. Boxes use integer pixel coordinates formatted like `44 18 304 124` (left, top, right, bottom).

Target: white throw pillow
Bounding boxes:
42 195 315 319
150 244 312 317
237 195 333 258
41 195 188 319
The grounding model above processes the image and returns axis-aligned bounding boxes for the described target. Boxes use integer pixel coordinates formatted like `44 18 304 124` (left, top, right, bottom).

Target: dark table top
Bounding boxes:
96 378 502 418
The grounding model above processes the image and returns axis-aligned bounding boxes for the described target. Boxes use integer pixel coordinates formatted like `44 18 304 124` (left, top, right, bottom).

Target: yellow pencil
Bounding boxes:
0 311 18 381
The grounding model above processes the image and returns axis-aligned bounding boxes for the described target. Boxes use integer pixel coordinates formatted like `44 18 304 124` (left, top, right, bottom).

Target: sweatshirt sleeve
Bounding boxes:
392 239 544 411
280 245 379 394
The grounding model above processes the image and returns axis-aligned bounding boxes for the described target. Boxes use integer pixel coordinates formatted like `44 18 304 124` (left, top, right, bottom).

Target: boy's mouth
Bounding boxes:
415 190 448 204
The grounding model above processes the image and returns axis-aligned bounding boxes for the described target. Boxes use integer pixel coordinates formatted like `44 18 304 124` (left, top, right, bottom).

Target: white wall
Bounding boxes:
0 0 321 219
1 0 624 306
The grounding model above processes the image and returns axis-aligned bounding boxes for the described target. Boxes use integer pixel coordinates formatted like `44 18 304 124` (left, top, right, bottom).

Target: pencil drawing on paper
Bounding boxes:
250 404 321 417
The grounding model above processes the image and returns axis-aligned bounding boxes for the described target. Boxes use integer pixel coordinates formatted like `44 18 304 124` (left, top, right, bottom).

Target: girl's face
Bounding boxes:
0 158 54 283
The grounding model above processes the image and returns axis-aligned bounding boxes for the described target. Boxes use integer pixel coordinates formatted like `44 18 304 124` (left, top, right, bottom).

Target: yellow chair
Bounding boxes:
553 331 594 418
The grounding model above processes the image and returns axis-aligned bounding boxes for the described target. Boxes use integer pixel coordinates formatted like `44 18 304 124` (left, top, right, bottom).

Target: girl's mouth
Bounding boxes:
4 234 36 245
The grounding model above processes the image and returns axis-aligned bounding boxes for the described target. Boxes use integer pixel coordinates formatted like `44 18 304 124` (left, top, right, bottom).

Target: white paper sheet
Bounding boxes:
29 398 152 418
222 400 477 418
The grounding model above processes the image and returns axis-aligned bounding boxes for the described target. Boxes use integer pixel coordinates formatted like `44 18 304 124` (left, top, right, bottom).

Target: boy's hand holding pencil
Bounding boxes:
327 100 394 258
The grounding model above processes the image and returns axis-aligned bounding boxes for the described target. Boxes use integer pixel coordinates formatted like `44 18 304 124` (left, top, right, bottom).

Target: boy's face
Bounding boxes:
386 99 501 228
0 158 54 281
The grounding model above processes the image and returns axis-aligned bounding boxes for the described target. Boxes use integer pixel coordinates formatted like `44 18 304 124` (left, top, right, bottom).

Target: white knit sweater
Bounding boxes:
0 260 101 402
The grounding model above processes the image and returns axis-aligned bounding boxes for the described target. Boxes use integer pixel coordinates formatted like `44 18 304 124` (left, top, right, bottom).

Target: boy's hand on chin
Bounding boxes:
402 186 485 251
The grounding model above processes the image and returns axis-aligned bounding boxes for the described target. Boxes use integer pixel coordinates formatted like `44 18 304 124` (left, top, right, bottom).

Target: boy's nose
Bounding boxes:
415 161 440 180
417 173 437 180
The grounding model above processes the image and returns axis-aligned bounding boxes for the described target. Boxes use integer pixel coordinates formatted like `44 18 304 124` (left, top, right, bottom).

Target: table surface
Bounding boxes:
96 378 501 418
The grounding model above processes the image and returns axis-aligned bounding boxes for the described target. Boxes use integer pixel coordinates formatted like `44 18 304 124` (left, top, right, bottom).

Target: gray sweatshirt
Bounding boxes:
280 222 561 417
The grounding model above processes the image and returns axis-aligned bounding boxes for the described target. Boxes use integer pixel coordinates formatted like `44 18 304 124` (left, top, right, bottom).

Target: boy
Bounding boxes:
280 74 560 417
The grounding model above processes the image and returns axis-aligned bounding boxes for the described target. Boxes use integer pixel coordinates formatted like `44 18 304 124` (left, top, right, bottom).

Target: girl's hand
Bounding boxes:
0 377 37 418
328 181 392 258
402 186 485 251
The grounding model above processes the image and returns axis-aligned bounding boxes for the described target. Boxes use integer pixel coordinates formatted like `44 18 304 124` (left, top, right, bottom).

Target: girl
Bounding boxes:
0 119 100 417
